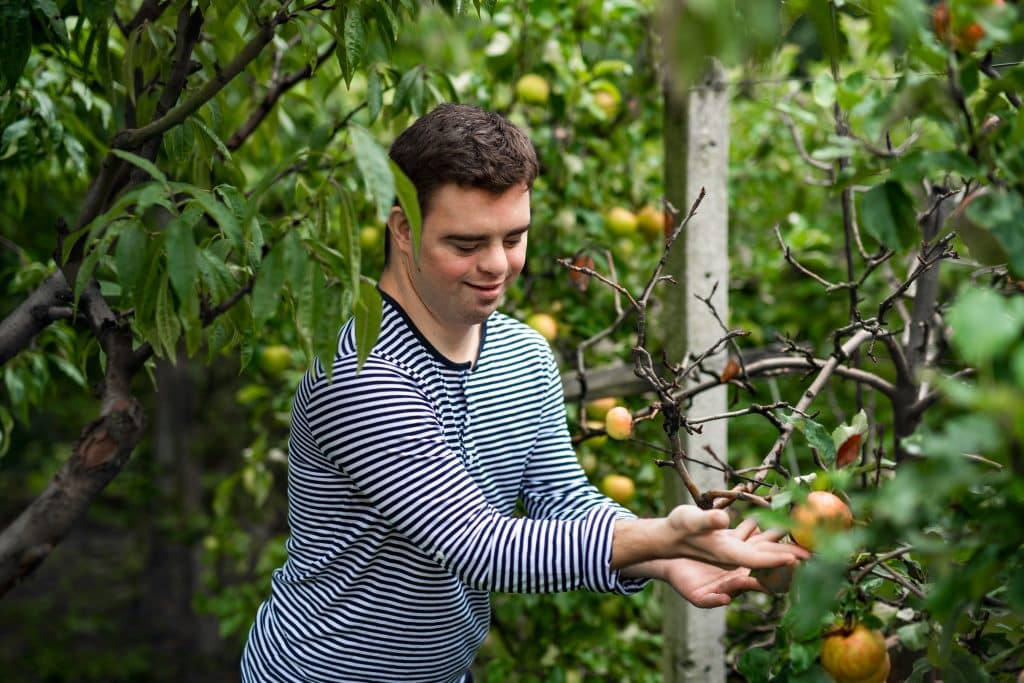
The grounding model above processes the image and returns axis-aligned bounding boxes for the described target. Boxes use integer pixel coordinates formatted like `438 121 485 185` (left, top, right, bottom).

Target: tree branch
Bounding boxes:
0 272 73 366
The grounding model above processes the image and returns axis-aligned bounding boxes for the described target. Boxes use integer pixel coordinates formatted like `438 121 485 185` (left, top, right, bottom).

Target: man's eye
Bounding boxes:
504 236 523 247
453 243 477 253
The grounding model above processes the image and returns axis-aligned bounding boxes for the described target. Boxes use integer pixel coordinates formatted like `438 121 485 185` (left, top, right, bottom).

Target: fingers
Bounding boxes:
669 506 730 534
732 517 760 540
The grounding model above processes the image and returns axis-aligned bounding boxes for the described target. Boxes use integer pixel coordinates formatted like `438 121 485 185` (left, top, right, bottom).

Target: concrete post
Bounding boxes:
659 59 730 683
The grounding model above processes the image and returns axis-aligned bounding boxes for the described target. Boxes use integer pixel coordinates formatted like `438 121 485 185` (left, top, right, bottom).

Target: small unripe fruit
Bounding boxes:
604 207 638 236
585 397 619 420
515 74 550 105
259 344 293 376
636 205 666 241
604 406 633 440
790 490 853 550
600 473 636 506
526 312 558 342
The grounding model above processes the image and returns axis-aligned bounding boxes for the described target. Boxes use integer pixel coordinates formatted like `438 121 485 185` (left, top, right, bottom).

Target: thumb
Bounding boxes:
669 506 730 534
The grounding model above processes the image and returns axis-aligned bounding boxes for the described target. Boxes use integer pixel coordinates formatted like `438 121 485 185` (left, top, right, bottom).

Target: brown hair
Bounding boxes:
385 103 539 261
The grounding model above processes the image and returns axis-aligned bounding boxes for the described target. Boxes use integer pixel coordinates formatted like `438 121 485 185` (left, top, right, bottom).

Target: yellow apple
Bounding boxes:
515 74 550 105
258 344 293 376
636 205 666 241
604 207 638 237
585 397 619 420
604 406 633 440
526 312 558 342
600 473 636 506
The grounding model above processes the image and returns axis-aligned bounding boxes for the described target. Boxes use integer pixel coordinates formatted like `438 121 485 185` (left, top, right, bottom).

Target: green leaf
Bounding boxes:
798 417 838 467
390 159 421 256
350 126 395 223
367 68 383 124
165 210 200 302
252 243 286 328
786 558 845 640
155 277 181 359
115 221 148 298
283 228 307 292
0 5 31 93
183 187 243 254
353 277 382 373
857 181 918 250
947 287 1024 365
736 648 774 683
111 149 168 185
0 404 12 458
811 73 836 109
337 189 360 294
314 283 343 383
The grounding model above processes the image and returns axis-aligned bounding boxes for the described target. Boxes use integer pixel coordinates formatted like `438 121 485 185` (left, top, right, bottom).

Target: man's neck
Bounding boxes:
378 269 481 365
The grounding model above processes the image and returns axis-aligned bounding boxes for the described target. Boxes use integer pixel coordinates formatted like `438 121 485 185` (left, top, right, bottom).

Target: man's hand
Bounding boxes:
621 518 798 608
664 505 808 569
610 505 808 570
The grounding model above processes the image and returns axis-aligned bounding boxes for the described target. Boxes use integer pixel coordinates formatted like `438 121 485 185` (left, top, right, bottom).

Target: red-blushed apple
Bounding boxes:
821 624 889 683
790 490 853 550
604 406 633 440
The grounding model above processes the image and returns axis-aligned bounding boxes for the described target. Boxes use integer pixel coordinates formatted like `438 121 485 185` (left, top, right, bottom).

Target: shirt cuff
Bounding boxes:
581 506 651 595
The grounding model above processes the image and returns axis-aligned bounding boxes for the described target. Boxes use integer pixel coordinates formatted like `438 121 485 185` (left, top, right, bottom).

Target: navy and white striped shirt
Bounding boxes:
242 294 646 682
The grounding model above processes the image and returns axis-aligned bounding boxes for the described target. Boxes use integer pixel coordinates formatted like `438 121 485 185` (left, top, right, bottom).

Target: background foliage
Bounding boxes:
1 0 1022 681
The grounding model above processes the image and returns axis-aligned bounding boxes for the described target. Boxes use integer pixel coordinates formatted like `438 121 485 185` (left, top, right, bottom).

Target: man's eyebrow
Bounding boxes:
445 224 531 241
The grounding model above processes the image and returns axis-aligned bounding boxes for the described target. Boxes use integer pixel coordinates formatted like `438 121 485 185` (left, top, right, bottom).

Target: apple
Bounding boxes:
600 473 636 506
577 451 598 475
259 344 293 376
584 421 609 448
586 397 619 420
636 205 666 241
604 207 638 236
526 312 558 342
515 74 550 106
790 490 853 550
604 406 633 440
821 624 889 683
359 225 380 251
750 563 795 594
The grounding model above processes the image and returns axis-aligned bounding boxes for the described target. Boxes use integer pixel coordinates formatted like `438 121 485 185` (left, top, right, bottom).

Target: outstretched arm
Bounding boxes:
618 517 798 607
611 506 806 590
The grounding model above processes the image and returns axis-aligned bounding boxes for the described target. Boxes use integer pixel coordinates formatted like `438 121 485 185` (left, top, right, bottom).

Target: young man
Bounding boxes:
241 104 806 682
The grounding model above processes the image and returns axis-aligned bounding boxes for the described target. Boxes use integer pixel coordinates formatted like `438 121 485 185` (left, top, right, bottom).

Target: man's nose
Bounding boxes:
477 242 508 275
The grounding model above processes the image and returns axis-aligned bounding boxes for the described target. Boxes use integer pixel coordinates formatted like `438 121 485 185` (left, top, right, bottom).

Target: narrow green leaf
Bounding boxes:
353 277 382 373
115 221 147 297
165 212 199 301
50 355 86 387
252 243 286 327
283 228 307 292
0 404 12 458
392 66 420 112
337 189 361 294
342 3 366 84
315 284 342 383
350 126 395 222
296 265 323 361
111 148 168 185
367 68 383 124
390 159 421 256
155 276 181 359
186 189 243 254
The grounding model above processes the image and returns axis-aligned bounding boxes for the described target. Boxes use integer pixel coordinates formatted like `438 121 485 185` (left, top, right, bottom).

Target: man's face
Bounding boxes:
392 183 531 328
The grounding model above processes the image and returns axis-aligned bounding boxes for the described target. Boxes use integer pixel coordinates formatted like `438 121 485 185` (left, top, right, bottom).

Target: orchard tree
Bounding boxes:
0 0 480 595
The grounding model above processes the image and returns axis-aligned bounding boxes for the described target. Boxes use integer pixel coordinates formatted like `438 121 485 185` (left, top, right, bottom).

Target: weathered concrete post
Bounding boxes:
659 58 731 683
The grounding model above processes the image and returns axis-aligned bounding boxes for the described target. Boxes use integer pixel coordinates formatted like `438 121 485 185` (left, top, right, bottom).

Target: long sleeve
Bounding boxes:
303 355 630 594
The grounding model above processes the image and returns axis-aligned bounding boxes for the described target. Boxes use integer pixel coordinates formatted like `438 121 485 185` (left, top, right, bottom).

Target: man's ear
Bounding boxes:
386 205 411 255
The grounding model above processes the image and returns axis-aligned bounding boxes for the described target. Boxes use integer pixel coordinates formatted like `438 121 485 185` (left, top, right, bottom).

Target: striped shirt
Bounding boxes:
241 293 646 682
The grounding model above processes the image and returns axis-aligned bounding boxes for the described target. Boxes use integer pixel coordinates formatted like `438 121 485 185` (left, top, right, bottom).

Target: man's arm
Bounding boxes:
611 505 807 570
615 516 804 608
